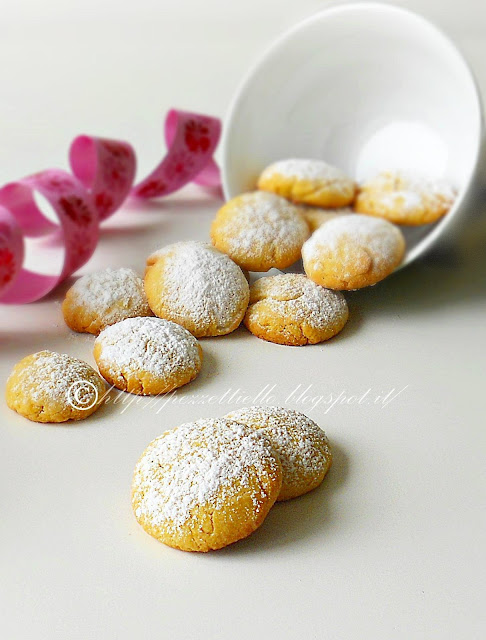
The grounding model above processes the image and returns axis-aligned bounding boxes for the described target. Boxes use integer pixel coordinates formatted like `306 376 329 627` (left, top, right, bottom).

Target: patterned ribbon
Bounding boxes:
0 109 221 303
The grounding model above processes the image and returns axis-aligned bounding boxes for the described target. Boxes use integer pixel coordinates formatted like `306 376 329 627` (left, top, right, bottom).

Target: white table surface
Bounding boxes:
1 1 485 638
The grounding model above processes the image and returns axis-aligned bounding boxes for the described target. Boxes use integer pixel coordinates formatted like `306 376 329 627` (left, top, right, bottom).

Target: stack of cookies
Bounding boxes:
132 406 333 552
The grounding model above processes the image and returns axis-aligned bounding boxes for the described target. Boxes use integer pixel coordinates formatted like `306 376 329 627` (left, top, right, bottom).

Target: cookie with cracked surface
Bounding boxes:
144 241 249 337
131 417 282 551
244 274 348 346
225 406 332 501
257 158 356 207
6 350 105 423
93 317 202 395
62 267 153 335
355 170 457 225
302 214 405 290
210 191 309 272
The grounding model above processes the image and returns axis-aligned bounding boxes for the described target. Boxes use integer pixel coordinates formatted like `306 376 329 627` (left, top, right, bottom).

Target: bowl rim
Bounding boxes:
221 1 484 268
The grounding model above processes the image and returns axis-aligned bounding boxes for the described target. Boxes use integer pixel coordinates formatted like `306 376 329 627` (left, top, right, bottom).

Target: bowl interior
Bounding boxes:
222 2 482 265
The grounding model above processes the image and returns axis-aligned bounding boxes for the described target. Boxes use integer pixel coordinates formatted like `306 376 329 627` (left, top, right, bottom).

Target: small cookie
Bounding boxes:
257 158 356 207
302 214 405 290
62 267 152 335
144 241 249 337
94 317 202 395
298 206 354 233
244 274 348 346
131 417 282 551
6 350 105 423
225 406 332 501
355 170 457 225
210 191 309 271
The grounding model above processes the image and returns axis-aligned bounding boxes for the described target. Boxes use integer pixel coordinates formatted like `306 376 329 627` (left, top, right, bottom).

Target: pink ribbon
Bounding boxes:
0 109 221 304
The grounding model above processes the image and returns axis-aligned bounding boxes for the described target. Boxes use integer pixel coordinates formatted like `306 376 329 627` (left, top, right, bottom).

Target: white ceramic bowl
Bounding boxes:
222 2 484 267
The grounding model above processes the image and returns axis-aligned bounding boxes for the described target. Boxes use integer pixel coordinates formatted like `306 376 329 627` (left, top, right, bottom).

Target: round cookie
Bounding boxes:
298 206 354 233
94 317 202 395
210 191 309 272
257 158 356 207
355 170 457 225
144 241 249 337
62 267 152 335
225 406 332 501
244 274 348 346
6 350 105 423
131 417 283 551
302 214 405 290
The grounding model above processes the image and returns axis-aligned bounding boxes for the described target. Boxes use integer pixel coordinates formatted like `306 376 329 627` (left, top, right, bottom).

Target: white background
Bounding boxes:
1 1 485 639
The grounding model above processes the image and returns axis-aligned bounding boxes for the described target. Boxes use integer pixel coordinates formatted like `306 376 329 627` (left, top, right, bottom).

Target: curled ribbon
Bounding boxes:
0 109 221 304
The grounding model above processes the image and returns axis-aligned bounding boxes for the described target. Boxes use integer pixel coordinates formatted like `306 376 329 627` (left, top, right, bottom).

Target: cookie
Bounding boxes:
94 317 202 395
355 170 457 225
244 274 348 346
131 417 282 551
298 206 354 233
62 267 152 335
144 241 249 337
6 350 105 423
225 406 332 501
302 214 405 290
257 158 356 207
210 191 309 272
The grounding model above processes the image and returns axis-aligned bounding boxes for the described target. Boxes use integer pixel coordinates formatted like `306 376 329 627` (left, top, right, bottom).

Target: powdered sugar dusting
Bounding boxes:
132 417 280 531
147 242 249 332
302 214 403 272
8 350 104 405
226 406 331 491
368 169 456 201
216 192 308 256
379 190 422 213
66 267 152 326
360 169 457 216
95 317 201 378
249 273 348 330
261 158 352 193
